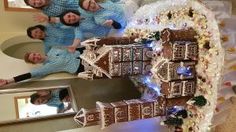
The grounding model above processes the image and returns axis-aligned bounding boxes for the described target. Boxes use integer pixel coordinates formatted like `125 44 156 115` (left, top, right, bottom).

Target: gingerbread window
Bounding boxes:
173 44 186 60
171 82 182 97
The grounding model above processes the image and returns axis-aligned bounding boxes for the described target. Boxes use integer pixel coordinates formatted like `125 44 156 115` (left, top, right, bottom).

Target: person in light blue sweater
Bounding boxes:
0 47 84 87
59 10 111 52
79 0 126 29
24 0 80 17
27 24 75 54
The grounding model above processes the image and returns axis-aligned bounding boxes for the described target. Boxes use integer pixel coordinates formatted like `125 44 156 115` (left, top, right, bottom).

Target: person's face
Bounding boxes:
34 97 48 105
31 28 45 40
28 52 44 64
62 96 71 102
82 0 100 12
63 12 81 25
28 0 47 8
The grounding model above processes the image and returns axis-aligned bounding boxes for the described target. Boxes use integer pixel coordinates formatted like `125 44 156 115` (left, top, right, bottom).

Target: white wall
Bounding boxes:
0 92 34 122
0 0 37 33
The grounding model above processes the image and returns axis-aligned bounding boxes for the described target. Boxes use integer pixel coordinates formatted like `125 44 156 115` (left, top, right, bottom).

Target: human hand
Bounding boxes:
33 13 49 23
103 19 113 27
0 79 8 87
67 103 72 110
67 46 77 53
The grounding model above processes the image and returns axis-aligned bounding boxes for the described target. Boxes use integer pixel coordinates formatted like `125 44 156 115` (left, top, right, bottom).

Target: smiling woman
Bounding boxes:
4 0 38 12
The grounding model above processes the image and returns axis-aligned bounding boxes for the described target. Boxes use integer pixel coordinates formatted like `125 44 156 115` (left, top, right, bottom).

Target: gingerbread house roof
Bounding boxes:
161 28 197 43
74 108 100 127
161 28 198 61
155 59 169 82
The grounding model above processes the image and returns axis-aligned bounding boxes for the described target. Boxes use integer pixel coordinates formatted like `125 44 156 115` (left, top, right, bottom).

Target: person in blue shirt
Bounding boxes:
59 10 111 52
79 0 127 29
27 24 75 54
78 0 139 28
0 47 84 87
24 0 121 23
24 0 79 17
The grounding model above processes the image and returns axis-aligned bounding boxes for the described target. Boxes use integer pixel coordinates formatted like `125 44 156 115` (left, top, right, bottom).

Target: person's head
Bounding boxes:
59 89 71 102
37 90 51 96
27 25 46 40
79 0 103 12
30 93 49 105
59 10 81 27
24 0 49 9
24 52 45 64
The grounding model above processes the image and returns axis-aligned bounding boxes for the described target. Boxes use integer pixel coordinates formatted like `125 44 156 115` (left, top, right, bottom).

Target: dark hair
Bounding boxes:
59 10 81 27
30 93 40 104
24 0 30 5
26 25 45 39
59 88 69 101
24 0 45 9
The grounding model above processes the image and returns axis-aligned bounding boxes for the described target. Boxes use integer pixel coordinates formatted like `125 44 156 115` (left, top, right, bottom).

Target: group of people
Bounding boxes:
30 88 72 113
0 0 141 87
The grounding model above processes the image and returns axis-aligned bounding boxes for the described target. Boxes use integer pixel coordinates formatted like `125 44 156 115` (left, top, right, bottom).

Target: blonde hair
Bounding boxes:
24 52 35 64
79 0 107 10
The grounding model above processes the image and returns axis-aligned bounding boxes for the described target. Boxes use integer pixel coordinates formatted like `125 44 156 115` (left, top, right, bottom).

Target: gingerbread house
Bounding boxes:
152 28 198 99
96 101 115 129
153 96 166 116
79 37 153 79
161 28 198 61
124 99 142 121
74 97 168 129
111 101 128 123
139 99 155 119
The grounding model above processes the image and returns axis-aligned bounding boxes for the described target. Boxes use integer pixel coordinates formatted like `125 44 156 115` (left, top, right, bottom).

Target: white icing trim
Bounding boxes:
80 51 112 79
74 108 86 126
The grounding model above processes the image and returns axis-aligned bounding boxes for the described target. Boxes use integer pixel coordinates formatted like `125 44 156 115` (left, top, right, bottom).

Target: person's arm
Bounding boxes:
30 63 62 78
67 28 83 53
57 103 72 113
94 2 126 29
33 13 59 23
0 79 13 87
103 19 122 29
68 38 81 53
0 73 32 87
